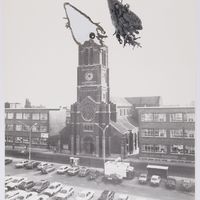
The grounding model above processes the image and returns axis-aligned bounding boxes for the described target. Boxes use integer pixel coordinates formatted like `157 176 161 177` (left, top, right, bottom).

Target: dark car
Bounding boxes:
41 166 56 174
98 190 115 200
87 170 100 181
25 161 41 169
78 167 90 177
180 179 193 192
18 180 35 190
31 180 50 193
165 177 176 189
102 174 123 185
5 158 13 165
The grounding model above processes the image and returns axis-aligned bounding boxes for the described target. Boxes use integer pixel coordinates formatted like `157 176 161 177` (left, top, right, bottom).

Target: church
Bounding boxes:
69 39 139 158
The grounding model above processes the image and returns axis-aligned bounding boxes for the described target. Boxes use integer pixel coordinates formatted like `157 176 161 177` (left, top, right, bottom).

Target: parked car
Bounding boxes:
5 176 16 185
67 166 80 176
41 166 55 174
15 160 29 168
42 182 63 196
138 173 148 184
165 177 176 189
76 190 95 200
25 161 41 169
54 185 75 199
87 170 100 181
180 179 193 192
5 158 13 165
98 190 115 200
5 190 21 199
37 162 53 170
10 191 38 200
57 165 71 174
31 180 50 193
18 180 35 190
79 167 90 177
102 174 123 184
7 177 28 190
150 175 161 186
117 194 129 200
35 194 50 200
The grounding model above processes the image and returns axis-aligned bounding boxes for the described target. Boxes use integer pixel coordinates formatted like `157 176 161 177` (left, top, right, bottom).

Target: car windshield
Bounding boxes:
35 182 42 186
140 175 146 178
16 196 25 200
12 179 20 183
49 185 55 189
78 193 86 198
152 177 157 181
60 189 68 194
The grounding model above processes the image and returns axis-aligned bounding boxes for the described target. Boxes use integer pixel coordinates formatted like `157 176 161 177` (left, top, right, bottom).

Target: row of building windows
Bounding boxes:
5 124 48 132
5 136 48 145
83 124 94 132
5 112 48 120
141 113 195 122
141 129 195 138
141 144 194 155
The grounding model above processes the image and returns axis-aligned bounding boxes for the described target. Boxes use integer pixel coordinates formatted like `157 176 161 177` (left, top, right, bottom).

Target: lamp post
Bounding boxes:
17 121 38 161
95 123 109 170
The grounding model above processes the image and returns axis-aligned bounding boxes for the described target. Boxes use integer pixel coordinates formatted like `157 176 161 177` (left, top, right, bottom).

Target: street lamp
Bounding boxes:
17 121 38 161
95 123 109 170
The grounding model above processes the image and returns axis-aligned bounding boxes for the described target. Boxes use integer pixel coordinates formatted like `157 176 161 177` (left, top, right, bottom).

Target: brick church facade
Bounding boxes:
70 39 138 158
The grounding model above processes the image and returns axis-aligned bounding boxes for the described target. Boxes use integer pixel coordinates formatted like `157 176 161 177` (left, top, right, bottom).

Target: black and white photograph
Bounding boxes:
3 0 198 200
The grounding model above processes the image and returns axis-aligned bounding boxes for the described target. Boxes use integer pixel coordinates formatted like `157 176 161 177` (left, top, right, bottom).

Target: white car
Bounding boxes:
15 160 29 168
54 185 74 199
117 194 129 200
5 190 21 199
35 194 50 200
42 182 63 197
7 177 28 190
150 175 161 186
76 190 95 200
10 191 38 200
57 165 71 174
37 162 53 170
5 176 16 185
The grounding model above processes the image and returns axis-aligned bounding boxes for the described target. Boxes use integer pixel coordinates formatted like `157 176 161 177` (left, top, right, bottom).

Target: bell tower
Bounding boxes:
70 39 116 157
77 39 110 103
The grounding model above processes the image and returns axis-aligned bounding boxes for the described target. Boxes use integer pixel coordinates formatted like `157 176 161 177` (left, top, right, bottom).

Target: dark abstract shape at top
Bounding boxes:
107 0 143 48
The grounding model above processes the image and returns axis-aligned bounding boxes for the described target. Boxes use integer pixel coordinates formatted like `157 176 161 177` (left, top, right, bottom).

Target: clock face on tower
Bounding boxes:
80 102 96 121
85 72 93 81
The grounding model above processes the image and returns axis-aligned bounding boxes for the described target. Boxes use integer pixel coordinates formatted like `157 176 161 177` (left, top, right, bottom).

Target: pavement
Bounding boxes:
5 157 195 200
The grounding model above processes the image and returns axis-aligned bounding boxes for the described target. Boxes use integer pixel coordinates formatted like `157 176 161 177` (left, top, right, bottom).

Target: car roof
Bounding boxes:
119 194 128 198
61 185 73 190
151 175 160 178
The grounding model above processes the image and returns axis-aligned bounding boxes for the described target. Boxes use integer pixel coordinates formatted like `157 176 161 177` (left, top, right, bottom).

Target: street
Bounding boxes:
5 157 194 200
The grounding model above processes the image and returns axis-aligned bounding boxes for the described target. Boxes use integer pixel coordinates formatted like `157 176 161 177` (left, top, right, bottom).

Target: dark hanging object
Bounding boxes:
107 0 143 48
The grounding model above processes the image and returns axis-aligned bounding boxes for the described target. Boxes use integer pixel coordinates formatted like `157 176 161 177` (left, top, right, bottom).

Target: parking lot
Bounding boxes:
5 157 195 200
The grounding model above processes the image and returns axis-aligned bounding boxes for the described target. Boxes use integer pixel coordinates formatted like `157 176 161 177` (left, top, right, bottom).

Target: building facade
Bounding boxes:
5 107 69 149
70 39 138 158
136 106 195 162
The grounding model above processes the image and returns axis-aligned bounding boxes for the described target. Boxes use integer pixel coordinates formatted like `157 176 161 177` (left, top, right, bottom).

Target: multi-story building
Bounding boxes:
5 106 69 149
136 106 195 162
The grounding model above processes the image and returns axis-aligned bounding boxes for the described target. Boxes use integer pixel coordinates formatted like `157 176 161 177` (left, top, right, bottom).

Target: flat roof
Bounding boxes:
136 106 195 109
5 108 61 111
147 165 168 170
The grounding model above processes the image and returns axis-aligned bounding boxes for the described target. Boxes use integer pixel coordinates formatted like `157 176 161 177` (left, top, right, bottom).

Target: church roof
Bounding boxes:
125 96 161 107
110 117 137 134
111 97 132 107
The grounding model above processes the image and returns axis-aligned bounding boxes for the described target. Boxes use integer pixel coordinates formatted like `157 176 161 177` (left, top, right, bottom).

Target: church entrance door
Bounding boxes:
83 136 95 155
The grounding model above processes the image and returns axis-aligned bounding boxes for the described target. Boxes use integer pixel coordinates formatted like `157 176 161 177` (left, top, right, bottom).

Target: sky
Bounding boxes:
4 0 198 108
